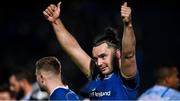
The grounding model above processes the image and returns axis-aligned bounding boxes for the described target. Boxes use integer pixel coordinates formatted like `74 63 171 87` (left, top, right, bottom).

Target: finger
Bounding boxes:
47 6 54 15
121 8 128 12
57 1 62 9
50 4 56 11
123 2 127 6
45 9 52 17
121 11 128 15
121 12 129 16
121 12 130 17
121 9 130 14
43 11 50 18
121 6 130 10
121 13 129 18
121 7 131 14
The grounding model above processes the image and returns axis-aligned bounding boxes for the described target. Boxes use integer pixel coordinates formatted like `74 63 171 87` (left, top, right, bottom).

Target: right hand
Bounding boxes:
43 2 61 23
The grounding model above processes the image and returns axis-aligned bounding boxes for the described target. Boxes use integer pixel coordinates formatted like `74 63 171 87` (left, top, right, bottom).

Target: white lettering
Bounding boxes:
89 91 111 97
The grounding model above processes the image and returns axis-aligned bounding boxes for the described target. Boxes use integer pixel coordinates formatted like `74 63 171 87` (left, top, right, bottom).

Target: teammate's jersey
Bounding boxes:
50 86 79 100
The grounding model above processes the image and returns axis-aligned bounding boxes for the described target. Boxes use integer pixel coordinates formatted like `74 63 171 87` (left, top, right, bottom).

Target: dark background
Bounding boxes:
0 0 180 96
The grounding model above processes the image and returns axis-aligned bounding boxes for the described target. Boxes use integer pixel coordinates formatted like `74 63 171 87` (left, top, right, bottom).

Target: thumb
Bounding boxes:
57 1 61 8
123 2 127 6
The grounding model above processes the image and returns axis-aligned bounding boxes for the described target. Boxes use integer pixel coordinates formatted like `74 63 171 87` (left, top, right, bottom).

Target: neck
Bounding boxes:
23 83 32 96
104 73 113 77
157 81 170 88
46 78 64 95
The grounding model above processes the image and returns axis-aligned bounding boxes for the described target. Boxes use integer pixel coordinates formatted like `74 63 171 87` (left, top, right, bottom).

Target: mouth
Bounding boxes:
99 66 106 72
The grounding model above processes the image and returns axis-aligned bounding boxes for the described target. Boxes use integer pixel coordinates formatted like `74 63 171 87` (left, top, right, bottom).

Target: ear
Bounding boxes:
39 74 45 84
115 49 121 59
164 76 171 85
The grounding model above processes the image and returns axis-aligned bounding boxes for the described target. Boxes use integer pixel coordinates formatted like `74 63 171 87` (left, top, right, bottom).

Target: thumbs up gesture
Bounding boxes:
121 2 132 24
43 2 62 23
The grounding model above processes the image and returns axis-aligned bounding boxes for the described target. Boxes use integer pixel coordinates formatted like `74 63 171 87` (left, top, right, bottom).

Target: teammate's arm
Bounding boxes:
43 2 92 78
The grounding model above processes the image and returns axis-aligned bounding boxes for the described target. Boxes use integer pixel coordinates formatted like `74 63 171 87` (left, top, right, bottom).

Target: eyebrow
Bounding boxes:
99 53 106 57
95 52 107 59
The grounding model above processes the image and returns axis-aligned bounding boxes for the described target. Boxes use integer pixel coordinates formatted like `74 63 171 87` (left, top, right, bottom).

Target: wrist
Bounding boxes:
52 19 60 25
124 22 132 28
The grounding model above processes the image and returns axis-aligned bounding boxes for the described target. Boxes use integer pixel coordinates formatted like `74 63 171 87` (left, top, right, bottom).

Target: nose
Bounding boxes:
97 58 103 67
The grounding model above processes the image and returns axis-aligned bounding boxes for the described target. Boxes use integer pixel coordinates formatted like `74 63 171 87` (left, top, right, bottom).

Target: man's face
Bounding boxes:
9 75 24 100
93 43 115 75
9 75 21 93
168 67 180 89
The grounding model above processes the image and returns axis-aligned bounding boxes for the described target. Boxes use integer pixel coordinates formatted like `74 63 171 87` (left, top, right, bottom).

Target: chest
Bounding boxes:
86 74 125 99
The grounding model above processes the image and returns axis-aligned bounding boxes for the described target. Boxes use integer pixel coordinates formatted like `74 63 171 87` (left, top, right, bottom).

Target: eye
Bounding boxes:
92 57 97 62
100 54 106 59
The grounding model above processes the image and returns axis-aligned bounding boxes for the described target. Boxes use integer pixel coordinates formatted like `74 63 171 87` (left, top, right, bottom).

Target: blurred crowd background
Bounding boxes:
0 0 180 98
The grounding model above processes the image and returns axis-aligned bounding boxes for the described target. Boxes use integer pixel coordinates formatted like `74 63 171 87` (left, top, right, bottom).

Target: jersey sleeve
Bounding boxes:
120 71 140 90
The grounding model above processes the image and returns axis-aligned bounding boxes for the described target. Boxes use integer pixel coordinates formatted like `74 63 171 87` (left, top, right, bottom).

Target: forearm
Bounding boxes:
51 19 81 52
51 19 91 77
121 22 137 78
122 23 136 57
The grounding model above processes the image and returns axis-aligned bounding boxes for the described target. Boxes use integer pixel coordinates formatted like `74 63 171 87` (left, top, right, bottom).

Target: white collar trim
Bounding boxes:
50 85 68 96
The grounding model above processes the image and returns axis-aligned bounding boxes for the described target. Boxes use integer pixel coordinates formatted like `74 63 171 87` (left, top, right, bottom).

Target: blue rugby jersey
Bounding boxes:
81 72 140 100
50 86 79 100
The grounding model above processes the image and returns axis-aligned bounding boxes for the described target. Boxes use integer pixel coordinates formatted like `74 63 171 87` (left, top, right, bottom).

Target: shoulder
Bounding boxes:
65 89 79 100
138 86 163 100
50 88 67 100
166 88 180 100
50 88 79 100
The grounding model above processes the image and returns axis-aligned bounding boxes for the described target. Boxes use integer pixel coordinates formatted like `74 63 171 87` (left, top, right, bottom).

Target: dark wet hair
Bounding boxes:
11 68 34 84
154 64 177 83
0 83 10 92
93 27 121 50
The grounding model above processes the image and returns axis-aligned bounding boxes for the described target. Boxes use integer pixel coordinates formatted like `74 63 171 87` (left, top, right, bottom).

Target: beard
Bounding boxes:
39 85 46 92
37 82 46 92
98 54 119 79
112 54 120 74
15 88 25 100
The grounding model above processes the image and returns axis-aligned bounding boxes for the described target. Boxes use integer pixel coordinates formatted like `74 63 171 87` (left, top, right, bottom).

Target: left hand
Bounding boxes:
121 2 132 24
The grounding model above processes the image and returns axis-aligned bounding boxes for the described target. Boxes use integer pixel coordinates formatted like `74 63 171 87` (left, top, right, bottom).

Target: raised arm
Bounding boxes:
43 2 92 78
120 2 137 79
